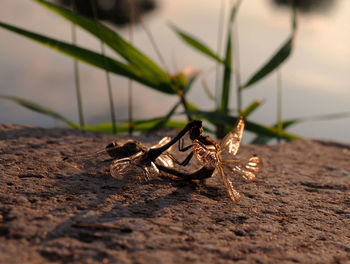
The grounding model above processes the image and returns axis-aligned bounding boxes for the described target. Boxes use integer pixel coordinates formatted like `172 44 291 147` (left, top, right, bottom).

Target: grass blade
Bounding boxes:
0 21 176 94
242 4 297 89
220 0 242 114
34 0 170 85
282 112 350 130
220 35 232 113
241 100 262 118
189 110 300 141
242 37 295 89
170 24 224 64
86 119 188 134
251 111 350 144
0 95 79 128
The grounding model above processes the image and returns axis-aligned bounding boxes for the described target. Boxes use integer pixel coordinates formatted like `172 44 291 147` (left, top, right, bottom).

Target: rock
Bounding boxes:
0 124 349 263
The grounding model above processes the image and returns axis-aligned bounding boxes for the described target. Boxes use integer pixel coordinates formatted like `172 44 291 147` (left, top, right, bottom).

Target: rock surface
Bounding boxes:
0 124 349 264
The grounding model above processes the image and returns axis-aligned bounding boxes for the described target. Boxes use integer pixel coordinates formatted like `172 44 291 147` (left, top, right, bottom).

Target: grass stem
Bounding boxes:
277 68 283 142
128 0 169 72
89 0 117 134
215 0 226 109
127 0 136 135
71 0 85 127
234 20 242 114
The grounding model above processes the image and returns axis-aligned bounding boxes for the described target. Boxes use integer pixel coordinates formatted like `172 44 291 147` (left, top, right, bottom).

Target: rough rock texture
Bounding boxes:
0 124 349 264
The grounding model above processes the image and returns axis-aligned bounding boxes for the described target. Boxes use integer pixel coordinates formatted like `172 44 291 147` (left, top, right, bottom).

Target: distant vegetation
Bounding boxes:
0 0 347 144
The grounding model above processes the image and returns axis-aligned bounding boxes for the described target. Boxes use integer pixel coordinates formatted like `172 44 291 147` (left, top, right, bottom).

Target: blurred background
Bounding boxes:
0 0 349 142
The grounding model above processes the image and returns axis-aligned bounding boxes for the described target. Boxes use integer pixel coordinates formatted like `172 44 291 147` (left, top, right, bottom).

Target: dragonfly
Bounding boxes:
63 120 203 182
169 117 261 203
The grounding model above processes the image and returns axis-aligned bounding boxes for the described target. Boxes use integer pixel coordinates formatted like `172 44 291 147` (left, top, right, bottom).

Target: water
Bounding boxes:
0 0 349 142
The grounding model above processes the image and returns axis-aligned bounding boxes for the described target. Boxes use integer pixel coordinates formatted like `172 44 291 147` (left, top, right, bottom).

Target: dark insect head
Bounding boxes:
106 140 142 159
189 125 203 141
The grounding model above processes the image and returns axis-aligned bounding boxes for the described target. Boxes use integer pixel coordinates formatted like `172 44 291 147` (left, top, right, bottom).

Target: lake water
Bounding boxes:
0 0 349 142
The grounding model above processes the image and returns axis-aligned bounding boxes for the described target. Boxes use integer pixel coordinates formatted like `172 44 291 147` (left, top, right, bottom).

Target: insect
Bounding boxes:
63 120 203 182
108 136 174 181
170 117 261 203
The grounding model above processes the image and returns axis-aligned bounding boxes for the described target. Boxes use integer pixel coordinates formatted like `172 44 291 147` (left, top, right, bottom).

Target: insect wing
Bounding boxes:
156 154 174 168
63 147 112 174
217 164 241 203
231 155 261 181
110 151 159 182
151 136 172 149
219 117 245 156
151 136 174 168
110 137 174 182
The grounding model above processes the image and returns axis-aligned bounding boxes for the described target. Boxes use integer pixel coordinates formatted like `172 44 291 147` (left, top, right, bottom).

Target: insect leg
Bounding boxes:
157 164 214 180
178 138 193 152
167 151 194 166
148 120 202 161
217 165 241 203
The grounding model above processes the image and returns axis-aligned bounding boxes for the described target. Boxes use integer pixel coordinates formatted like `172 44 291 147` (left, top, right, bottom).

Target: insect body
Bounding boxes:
174 117 261 203
63 119 260 204
109 137 174 181
64 120 203 182
192 134 219 170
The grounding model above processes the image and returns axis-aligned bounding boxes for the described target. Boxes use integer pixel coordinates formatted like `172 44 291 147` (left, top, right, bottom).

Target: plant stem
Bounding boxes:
128 79 134 135
127 0 136 135
89 0 117 134
234 21 242 114
215 0 226 108
128 0 169 72
277 68 282 142
71 0 85 127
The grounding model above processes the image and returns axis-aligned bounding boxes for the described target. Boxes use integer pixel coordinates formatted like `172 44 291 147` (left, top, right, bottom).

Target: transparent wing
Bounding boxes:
110 151 159 182
156 154 174 168
152 137 174 168
64 136 174 179
217 164 241 203
219 117 245 156
62 146 113 174
151 136 172 149
62 140 144 174
110 137 174 182
223 155 261 181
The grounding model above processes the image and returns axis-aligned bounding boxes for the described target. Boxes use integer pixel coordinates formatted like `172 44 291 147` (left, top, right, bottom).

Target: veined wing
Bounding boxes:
223 155 261 181
151 136 174 168
63 146 115 173
151 136 172 149
110 151 159 182
62 139 147 173
217 164 241 203
156 154 174 168
219 117 245 156
233 156 260 181
110 137 174 182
